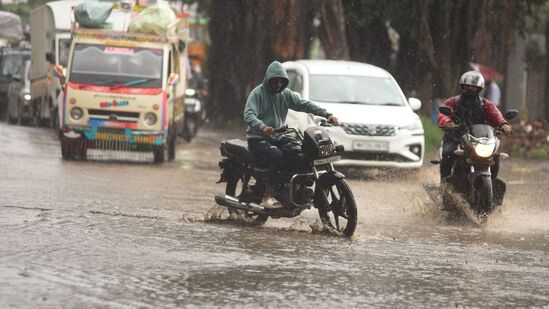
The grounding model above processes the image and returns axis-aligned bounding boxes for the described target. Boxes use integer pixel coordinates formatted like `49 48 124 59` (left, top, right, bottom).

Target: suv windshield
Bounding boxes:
309 75 405 106
69 44 163 88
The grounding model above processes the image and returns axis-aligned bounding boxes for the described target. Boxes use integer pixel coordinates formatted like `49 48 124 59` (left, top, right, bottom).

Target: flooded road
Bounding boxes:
1 121 548 308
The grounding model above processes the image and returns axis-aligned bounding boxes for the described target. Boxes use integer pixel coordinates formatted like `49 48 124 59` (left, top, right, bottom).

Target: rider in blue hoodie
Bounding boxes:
244 61 339 209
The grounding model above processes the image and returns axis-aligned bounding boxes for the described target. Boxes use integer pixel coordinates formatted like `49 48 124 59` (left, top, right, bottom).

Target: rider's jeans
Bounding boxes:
247 137 293 184
440 138 458 182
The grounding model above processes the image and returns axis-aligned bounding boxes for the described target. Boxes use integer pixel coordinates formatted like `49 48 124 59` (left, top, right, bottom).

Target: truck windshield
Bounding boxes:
1 53 30 77
69 44 163 88
309 75 405 106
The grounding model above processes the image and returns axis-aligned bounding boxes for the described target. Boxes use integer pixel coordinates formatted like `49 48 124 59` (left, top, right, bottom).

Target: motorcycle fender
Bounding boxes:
217 159 238 183
317 170 345 187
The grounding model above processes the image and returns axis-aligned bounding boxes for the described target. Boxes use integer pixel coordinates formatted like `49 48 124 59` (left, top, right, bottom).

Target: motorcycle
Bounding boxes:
214 123 358 236
428 106 518 224
182 87 206 142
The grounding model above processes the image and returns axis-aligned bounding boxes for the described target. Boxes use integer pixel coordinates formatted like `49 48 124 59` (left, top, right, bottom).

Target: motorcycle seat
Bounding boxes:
221 139 255 162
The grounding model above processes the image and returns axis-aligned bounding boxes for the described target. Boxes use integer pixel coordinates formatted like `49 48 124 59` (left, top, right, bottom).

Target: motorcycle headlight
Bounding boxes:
473 142 496 158
185 88 196 96
144 112 157 126
23 93 31 101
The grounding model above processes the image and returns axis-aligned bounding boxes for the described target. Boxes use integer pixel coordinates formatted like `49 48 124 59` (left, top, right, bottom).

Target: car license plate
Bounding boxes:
353 141 389 152
313 155 341 165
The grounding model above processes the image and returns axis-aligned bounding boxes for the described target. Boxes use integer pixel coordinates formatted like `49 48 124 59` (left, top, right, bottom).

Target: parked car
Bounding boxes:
283 60 424 168
0 47 30 115
7 59 32 125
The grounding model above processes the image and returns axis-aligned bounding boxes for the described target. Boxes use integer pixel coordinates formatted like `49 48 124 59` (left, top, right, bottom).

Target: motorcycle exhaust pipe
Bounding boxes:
215 195 267 215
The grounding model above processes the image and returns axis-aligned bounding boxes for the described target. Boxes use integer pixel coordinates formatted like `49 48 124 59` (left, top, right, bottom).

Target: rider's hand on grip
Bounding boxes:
444 121 456 129
327 115 339 126
261 126 275 135
501 124 512 134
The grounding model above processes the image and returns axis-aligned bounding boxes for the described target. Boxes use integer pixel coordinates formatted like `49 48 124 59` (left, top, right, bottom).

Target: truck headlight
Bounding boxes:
70 107 84 120
144 112 157 126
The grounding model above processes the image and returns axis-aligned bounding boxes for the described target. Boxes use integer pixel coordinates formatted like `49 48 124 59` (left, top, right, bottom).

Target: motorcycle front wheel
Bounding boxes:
316 179 357 237
474 175 493 214
226 173 268 226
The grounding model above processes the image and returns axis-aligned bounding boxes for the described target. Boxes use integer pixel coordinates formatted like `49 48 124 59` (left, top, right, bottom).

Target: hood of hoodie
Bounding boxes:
262 61 289 93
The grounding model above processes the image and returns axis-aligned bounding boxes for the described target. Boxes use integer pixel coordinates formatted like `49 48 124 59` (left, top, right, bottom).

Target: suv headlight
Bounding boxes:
401 119 423 130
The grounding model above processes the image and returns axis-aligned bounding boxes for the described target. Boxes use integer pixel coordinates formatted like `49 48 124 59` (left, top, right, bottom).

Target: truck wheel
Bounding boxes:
77 139 87 160
61 138 75 160
49 106 58 129
7 102 17 124
32 103 40 127
153 145 165 163
167 130 176 161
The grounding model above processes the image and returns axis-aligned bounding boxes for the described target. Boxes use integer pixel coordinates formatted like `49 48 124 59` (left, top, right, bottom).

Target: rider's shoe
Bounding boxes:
261 197 283 209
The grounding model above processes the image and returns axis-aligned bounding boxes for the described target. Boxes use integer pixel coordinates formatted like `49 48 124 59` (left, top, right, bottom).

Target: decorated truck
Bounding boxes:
60 2 187 162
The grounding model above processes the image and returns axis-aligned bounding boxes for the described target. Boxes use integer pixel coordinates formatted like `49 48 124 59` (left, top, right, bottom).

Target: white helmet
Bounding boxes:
459 71 485 89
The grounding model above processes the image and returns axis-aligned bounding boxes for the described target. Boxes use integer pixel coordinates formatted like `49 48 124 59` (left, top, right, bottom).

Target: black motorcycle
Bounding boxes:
214 123 358 236
433 106 518 223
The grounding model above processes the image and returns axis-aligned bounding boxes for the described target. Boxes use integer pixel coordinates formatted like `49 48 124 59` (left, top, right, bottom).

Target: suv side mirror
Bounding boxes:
439 106 453 116
504 109 519 121
408 97 422 111
46 52 55 63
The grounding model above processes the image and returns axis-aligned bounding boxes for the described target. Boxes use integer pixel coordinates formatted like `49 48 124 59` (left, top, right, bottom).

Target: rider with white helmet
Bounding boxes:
437 71 511 183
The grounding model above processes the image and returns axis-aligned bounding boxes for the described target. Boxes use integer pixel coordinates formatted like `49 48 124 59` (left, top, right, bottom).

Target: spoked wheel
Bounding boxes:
316 179 357 237
225 173 268 226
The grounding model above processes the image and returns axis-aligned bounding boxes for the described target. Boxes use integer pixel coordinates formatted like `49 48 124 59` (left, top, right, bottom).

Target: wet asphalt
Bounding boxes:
0 120 548 308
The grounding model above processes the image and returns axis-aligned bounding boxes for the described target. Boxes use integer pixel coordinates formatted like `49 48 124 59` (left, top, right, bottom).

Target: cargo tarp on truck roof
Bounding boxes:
128 0 177 36
0 11 24 43
74 1 114 28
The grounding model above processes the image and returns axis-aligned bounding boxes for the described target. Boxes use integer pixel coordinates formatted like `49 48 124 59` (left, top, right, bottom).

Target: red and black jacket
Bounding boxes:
437 96 508 128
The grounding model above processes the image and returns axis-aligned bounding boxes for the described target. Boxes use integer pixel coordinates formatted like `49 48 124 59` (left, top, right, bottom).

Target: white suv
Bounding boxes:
283 60 424 168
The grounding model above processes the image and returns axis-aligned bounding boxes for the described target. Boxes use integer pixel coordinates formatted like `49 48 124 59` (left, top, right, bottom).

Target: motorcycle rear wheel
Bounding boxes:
226 173 268 226
316 179 357 237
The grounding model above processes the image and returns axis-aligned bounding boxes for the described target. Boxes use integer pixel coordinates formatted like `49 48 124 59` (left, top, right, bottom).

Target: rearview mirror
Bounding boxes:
504 109 519 121
168 73 179 86
408 97 422 111
439 106 453 116
45 52 55 63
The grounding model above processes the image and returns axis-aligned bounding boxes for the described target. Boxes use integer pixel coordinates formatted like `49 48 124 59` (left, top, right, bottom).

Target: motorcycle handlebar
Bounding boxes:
438 124 464 131
273 126 289 133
